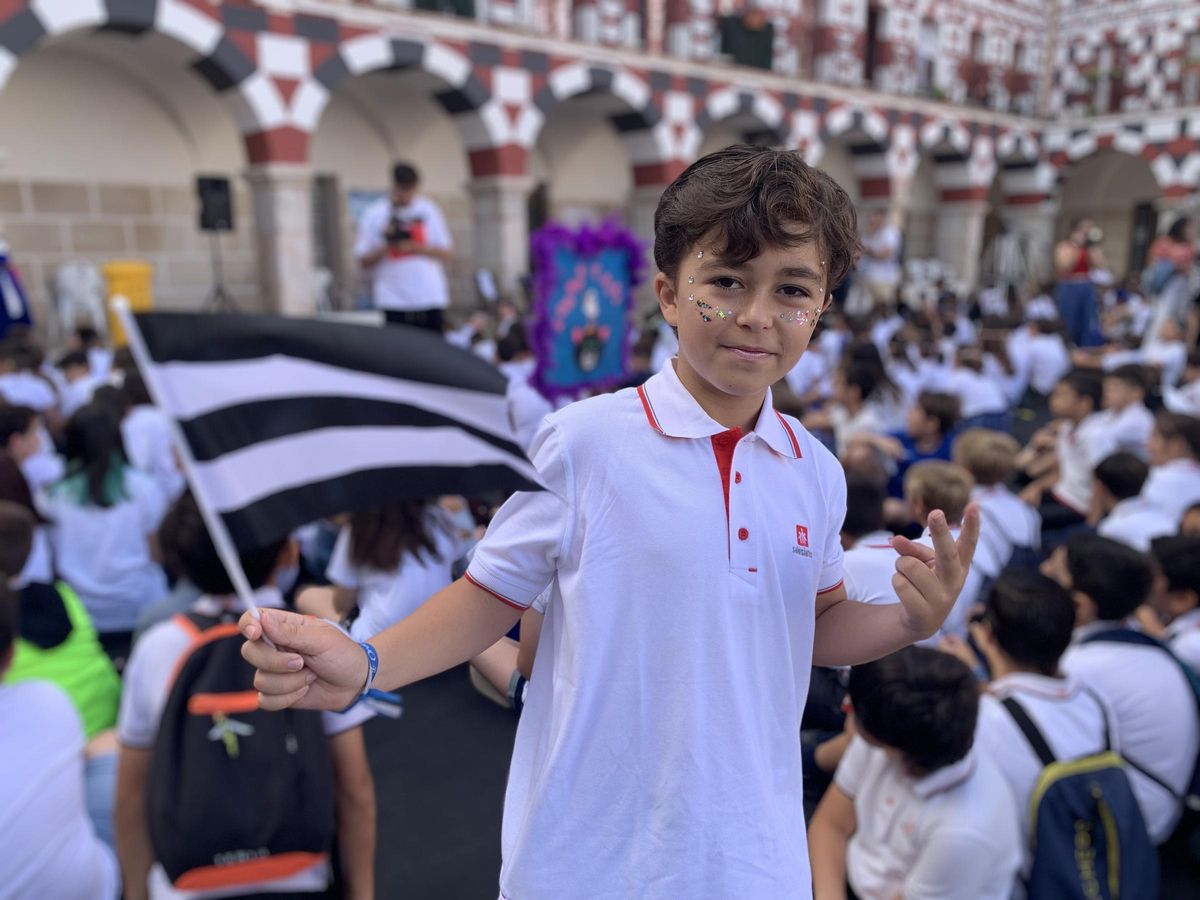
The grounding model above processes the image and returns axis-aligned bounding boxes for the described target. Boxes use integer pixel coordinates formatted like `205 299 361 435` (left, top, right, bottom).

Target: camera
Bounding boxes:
1085 226 1104 246
384 214 411 245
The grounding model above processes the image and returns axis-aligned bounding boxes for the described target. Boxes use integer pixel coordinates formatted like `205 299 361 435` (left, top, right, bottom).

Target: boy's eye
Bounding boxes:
779 285 812 299
710 276 742 290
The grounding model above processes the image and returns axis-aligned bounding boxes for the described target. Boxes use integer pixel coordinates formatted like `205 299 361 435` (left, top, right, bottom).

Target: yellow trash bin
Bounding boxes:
103 260 153 347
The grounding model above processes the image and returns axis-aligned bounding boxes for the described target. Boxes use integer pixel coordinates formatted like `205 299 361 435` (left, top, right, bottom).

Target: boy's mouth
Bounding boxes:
722 344 775 361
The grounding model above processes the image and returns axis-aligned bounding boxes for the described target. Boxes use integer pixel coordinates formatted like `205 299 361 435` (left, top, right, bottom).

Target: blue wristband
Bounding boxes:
359 641 379 697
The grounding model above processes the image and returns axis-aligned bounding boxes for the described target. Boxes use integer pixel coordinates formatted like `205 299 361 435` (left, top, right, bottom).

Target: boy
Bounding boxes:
843 461 984 642
1148 535 1200 673
1018 368 1109 533
838 477 891 551
963 570 1124 876
1142 411 1200 524
945 346 1009 432
116 494 376 900
847 390 959 498
807 647 1021 900
952 428 1039 576
1095 364 1154 458
239 147 978 899
1043 534 1200 843
1091 452 1175 551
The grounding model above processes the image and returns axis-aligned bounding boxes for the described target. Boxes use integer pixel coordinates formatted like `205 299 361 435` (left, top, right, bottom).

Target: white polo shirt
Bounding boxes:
944 368 1009 419
1165 607 1200 674
836 737 1021 900
1097 497 1176 552
1026 334 1071 396
1093 402 1154 459
974 674 1116 875
842 526 984 641
1052 413 1115 515
972 485 1040 578
1061 621 1200 843
1141 459 1200 524
466 362 846 900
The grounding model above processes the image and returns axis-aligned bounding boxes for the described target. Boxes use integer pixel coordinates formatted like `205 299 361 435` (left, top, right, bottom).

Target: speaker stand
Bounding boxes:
204 232 236 312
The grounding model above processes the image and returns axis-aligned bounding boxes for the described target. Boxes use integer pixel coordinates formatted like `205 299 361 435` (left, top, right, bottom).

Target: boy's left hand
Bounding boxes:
890 505 980 641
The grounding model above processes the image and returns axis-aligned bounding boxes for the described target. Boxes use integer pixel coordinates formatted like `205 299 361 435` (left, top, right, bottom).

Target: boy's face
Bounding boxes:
905 405 935 439
1049 383 1086 420
1181 506 1200 537
1102 377 1141 411
7 419 41 463
1148 428 1168 466
656 234 828 411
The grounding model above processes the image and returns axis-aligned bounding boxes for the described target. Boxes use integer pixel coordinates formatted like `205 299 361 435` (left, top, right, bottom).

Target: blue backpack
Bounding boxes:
1082 628 1200 866
1002 694 1158 899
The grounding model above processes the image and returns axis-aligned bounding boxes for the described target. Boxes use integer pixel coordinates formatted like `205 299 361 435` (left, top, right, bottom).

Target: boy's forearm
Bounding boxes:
373 576 525 693
812 597 925 667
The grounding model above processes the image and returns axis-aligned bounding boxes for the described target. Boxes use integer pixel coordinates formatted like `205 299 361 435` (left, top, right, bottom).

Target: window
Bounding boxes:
719 9 775 70
864 4 881 84
917 18 938 94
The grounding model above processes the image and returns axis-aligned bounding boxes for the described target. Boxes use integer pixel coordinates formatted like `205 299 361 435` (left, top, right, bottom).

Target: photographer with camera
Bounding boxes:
1054 217 1106 348
355 162 454 333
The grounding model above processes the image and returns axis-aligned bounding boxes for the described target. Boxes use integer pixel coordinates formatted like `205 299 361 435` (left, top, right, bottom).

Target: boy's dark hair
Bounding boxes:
1156 412 1200 459
1094 452 1150 501
1058 368 1103 410
74 326 100 348
0 499 34 577
1106 364 1148 393
496 325 529 363
158 492 287 595
842 477 886 540
653 145 861 290
348 500 441 572
1034 317 1062 336
1064 533 1154 621
392 162 419 187
982 569 1075 676
848 647 978 775
915 391 961 436
121 368 153 406
57 350 89 371
92 384 132 420
840 361 880 403
1150 536 1200 600
0 404 36 448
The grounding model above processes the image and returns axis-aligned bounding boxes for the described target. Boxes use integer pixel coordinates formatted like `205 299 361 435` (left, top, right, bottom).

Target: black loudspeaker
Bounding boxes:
196 176 234 232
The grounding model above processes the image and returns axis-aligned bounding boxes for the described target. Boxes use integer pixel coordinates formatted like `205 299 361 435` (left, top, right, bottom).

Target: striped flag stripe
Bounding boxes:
150 357 512 438
135 312 506 394
219 465 532 549
193 426 539 513
181 396 527 463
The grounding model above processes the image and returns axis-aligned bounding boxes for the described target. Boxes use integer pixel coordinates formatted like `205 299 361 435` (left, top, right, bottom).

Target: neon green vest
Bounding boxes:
5 582 122 739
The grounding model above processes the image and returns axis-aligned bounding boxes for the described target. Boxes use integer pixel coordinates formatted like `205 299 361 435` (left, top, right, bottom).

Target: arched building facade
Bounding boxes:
0 0 1198 315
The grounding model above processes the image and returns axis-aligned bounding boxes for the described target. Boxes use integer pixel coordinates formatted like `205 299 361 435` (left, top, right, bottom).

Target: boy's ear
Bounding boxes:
1072 590 1098 625
655 272 680 328
1169 590 1200 617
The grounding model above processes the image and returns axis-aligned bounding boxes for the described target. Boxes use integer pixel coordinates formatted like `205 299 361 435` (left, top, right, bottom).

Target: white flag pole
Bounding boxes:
113 298 267 627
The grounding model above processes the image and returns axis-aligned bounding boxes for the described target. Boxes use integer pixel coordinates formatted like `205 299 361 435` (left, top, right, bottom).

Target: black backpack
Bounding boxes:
1001 694 1158 899
148 612 336 894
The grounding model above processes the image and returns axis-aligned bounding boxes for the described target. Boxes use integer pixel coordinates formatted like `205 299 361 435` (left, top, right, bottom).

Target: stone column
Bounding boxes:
934 199 990 291
245 163 315 315
1001 198 1059 286
470 174 535 299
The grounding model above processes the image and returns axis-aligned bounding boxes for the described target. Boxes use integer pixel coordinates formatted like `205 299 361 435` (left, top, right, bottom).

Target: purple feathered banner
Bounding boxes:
530 219 647 400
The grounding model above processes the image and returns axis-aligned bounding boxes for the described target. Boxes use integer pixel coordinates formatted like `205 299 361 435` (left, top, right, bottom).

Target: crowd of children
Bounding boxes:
3 146 1200 899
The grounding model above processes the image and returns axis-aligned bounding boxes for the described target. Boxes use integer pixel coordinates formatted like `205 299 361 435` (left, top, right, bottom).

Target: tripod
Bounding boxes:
204 231 236 312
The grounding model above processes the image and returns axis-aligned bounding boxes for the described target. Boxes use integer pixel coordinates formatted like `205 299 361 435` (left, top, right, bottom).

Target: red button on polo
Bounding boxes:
734 472 742 484
737 527 749 541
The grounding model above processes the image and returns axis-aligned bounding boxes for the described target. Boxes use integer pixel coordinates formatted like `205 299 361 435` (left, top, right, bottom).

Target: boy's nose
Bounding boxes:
734 292 774 329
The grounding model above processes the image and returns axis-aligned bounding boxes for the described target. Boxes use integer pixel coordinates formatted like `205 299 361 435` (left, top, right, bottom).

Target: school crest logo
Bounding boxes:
793 525 813 558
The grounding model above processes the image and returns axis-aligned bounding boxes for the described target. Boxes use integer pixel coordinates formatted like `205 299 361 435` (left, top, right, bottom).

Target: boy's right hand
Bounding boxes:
240 609 368 712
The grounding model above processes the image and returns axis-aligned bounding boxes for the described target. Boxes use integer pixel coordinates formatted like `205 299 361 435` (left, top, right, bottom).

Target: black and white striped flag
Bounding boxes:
127 311 542 550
